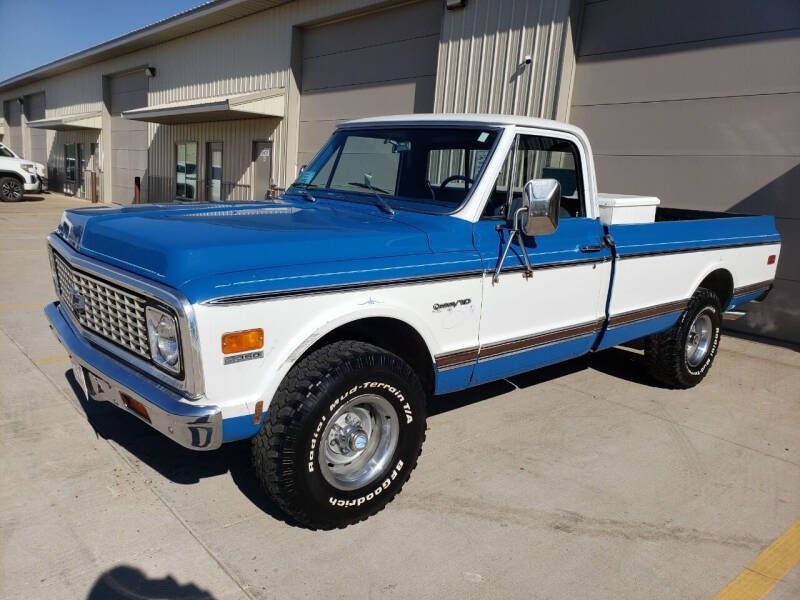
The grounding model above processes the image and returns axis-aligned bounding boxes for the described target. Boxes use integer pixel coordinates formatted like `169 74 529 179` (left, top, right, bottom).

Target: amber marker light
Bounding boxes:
222 329 264 354
120 393 151 423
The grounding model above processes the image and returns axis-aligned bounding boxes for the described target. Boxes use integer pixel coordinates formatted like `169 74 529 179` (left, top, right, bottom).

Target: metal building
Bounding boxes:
0 0 797 342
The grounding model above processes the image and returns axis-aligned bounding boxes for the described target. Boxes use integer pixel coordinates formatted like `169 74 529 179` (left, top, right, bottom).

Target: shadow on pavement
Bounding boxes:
62 345 661 524
64 369 299 527
87 565 214 599
7 195 45 202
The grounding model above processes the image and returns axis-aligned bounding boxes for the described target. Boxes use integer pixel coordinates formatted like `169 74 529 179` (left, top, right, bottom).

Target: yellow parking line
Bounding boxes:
34 354 69 364
0 302 48 311
714 519 800 600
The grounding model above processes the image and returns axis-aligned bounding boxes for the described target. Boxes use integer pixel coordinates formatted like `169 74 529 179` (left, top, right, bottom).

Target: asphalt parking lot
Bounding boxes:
1 194 799 599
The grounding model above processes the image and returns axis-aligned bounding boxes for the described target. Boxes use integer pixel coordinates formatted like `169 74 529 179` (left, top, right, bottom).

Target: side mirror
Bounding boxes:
521 178 560 236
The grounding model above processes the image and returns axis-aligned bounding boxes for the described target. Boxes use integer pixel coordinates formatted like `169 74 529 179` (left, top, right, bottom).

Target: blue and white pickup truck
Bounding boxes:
45 114 780 528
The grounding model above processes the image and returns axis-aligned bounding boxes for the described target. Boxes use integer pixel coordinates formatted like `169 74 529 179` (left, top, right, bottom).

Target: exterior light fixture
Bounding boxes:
145 67 157 78
444 0 467 9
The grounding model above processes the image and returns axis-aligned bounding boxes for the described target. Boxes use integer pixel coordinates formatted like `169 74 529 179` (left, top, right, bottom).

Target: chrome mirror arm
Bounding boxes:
492 206 534 284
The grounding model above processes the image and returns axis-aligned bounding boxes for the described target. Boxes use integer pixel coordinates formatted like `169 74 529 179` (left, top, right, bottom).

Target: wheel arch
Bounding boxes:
0 171 25 184
297 316 436 395
695 267 734 310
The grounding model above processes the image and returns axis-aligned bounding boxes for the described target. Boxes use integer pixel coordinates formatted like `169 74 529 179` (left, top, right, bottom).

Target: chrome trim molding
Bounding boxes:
616 240 780 260
206 257 610 306
47 233 205 398
732 280 773 298
435 318 605 371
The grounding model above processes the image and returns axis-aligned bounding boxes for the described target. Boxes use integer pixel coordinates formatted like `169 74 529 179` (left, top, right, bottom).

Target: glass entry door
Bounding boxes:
252 141 272 200
206 142 223 202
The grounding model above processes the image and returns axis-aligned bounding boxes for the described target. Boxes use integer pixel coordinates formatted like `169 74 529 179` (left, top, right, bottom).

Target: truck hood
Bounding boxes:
56 200 432 288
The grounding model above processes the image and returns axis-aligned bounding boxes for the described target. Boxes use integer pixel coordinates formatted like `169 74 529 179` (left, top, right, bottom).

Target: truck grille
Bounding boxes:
53 252 150 359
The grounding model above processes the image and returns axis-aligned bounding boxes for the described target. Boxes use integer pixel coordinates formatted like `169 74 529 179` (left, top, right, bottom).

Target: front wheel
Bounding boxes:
644 287 722 388
251 340 427 529
0 177 24 202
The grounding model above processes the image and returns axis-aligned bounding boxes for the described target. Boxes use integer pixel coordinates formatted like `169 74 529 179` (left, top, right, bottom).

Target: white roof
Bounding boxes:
341 113 588 138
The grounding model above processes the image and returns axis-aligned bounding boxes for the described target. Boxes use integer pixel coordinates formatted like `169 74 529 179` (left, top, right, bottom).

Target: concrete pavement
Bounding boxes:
1 193 799 599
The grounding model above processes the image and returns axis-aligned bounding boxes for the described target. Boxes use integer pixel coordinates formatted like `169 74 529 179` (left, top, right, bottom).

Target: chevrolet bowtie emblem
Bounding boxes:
69 288 86 316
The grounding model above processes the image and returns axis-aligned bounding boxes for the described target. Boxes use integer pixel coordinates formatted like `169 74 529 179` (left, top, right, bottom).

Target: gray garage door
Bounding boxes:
298 0 441 168
25 92 46 165
569 0 800 344
4 100 23 156
109 71 148 204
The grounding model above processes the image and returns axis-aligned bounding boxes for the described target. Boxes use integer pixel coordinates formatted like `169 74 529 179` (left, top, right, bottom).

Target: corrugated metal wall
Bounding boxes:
569 0 800 344
146 117 282 202
0 0 396 189
434 0 577 121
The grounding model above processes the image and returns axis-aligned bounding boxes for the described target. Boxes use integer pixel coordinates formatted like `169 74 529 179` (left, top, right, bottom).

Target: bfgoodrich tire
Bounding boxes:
251 340 427 529
0 177 24 202
644 287 722 389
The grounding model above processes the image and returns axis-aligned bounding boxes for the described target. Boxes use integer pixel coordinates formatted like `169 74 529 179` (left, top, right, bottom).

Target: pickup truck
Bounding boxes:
0 142 48 201
44 114 781 529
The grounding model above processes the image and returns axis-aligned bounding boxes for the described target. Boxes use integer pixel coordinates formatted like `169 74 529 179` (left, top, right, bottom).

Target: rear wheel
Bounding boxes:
0 177 24 202
644 288 722 388
251 340 426 529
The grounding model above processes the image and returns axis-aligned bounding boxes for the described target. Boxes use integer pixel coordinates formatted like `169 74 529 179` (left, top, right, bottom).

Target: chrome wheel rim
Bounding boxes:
686 312 712 367
2 180 22 200
319 393 399 491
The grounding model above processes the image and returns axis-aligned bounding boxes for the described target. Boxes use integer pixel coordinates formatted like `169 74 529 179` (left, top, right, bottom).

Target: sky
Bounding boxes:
0 0 208 82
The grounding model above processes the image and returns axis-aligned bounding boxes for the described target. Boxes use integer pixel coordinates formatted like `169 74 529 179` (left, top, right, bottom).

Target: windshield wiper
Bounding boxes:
346 182 395 215
288 183 318 203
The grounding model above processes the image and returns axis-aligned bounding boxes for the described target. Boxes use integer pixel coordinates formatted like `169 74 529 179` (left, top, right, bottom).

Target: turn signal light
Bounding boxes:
120 393 151 423
767 255 776 265
222 328 264 354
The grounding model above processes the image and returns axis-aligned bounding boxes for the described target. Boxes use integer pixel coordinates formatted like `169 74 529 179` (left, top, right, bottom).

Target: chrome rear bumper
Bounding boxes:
45 302 222 450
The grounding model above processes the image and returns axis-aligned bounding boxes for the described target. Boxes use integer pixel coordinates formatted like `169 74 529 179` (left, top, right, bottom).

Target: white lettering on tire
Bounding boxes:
327 460 405 509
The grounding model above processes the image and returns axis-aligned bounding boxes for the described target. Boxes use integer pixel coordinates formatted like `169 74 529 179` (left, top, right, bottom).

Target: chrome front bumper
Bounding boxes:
45 302 223 450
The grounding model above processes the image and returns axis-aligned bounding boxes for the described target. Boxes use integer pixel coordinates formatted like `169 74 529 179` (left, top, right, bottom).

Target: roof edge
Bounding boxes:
0 0 289 93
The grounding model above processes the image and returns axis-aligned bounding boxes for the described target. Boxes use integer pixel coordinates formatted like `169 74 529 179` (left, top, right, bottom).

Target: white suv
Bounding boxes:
0 143 48 201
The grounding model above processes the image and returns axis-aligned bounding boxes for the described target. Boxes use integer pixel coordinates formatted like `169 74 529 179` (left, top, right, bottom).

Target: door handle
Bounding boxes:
580 244 605 253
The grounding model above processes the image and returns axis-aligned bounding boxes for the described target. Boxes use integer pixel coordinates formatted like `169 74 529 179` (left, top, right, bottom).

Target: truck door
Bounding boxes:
472 130 611 384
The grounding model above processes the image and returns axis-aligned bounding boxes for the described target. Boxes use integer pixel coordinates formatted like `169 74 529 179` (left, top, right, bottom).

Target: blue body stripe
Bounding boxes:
729 290 767 309
434 364 476 395
593 311 683 351
609 215 780 258
222 414 263 442
472 334 595 385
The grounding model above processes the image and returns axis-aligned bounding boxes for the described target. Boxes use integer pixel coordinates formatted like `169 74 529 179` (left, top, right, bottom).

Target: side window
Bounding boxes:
482 134 584 219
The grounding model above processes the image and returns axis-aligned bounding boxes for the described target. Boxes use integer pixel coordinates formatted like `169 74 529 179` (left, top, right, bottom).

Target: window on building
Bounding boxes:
176 142 198 200
64 144 77 182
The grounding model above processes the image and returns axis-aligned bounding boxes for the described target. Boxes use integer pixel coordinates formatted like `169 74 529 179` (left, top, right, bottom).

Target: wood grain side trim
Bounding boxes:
607 299 688 328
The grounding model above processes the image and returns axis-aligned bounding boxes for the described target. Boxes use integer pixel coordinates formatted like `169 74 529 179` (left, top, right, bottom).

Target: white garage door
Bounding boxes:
109 71 148 204
298 0 442 167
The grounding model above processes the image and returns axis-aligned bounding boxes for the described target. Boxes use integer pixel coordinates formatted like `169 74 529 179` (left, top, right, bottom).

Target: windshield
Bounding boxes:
289 126 500 214
0 145 16 158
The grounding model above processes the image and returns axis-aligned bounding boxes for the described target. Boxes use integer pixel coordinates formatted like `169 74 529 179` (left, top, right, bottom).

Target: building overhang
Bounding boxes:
27 112 103 131
122 89 285 124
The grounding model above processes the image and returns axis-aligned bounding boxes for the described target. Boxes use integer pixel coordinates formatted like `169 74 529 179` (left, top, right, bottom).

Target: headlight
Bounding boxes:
146 306 181 374
21 163 36 174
